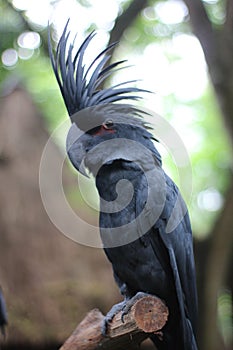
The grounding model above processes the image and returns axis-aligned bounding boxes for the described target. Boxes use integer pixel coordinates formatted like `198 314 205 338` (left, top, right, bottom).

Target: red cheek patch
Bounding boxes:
94 125 115 136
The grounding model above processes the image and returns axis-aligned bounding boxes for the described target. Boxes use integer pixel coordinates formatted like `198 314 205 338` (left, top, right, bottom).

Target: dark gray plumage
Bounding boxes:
49 22 198 349
48 20 147 116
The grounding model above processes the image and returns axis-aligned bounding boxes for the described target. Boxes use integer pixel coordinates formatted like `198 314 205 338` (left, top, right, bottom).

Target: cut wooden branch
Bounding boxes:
59 294 168 350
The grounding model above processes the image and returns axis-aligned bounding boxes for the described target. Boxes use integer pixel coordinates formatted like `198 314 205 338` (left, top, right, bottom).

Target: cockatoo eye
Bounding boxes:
103 120 114 129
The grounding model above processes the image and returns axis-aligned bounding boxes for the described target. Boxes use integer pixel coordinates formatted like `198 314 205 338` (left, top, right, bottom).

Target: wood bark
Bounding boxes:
59 295 168 350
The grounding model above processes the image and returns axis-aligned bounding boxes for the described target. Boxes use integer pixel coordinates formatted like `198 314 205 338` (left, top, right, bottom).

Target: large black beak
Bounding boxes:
66 123 89 177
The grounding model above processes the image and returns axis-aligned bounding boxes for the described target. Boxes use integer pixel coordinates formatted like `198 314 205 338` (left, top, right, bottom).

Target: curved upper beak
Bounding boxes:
66 123 89 177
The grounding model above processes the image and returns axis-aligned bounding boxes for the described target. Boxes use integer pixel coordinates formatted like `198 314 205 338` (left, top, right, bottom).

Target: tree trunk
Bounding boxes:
183 1 233 349
0 82 118 345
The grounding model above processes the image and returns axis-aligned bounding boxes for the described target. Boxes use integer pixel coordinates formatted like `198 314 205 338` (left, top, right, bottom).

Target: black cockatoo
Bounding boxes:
49 22 198 349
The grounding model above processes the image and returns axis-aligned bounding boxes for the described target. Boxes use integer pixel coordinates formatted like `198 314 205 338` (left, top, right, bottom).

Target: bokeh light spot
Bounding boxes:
17 31 41 49
1 49 18 67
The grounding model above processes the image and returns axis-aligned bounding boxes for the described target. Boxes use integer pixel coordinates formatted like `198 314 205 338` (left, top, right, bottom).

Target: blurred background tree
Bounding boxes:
0 0 232 349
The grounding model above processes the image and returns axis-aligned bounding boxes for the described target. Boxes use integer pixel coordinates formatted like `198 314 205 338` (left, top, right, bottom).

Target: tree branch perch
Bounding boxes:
59 294 168 350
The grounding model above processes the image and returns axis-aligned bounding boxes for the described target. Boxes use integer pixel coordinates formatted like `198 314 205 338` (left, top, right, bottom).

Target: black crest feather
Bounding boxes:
48 20 148 116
